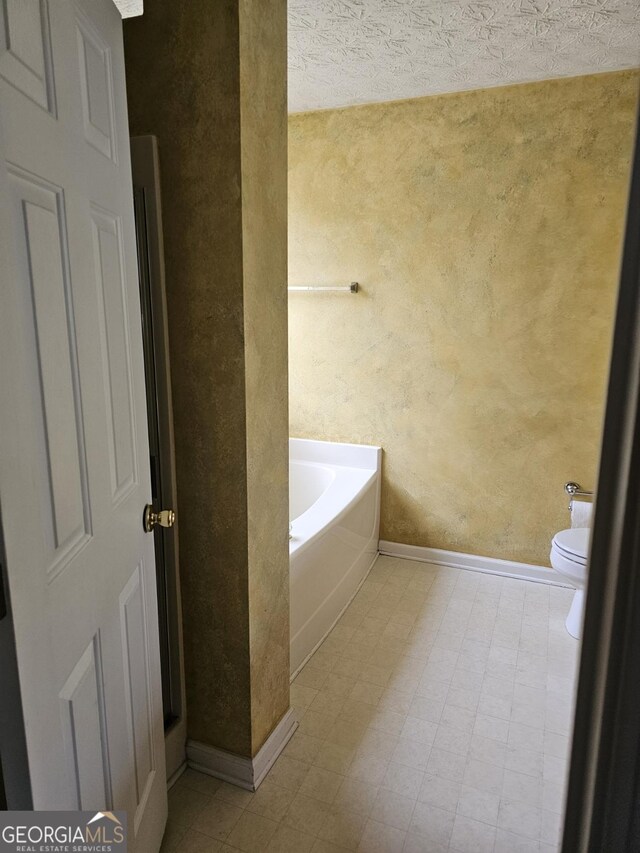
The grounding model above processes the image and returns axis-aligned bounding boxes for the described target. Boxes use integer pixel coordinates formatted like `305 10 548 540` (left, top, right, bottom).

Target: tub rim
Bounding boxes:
289 462 377 560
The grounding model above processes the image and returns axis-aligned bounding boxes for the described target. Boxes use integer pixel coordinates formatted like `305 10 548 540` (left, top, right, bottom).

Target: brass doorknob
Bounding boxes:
144 505 175 533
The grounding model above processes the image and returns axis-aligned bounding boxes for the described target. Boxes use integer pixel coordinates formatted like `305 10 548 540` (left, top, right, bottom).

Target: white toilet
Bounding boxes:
550 527 590 639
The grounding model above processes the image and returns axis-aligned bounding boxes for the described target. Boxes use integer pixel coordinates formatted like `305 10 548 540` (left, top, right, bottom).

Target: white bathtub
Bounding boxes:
289 438 382 676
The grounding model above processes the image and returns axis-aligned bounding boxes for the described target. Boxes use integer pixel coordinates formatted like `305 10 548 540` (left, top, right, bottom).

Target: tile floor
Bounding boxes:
161 556 579 853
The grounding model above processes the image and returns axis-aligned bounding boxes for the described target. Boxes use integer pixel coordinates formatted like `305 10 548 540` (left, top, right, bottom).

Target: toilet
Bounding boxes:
550 527 590 639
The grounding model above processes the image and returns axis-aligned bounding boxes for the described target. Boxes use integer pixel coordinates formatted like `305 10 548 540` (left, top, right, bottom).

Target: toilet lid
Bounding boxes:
552 527 589 563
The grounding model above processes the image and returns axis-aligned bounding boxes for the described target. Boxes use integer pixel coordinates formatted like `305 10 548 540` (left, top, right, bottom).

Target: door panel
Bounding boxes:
6 166 91 575
75 9 116 161
120 565 155 827
0 0 55 113
0 2 166 849
90 205 138 503
59 636 112 810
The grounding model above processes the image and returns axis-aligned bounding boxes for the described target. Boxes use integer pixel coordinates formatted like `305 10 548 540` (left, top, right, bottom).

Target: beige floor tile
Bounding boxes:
317 806 367 850
343 642 377 664
267 755 311 791
358 728 398 761
168 785 212 828
174 829 222 852
372 788 416 831
347 752 390 786
334 777 379 817
340 699 378 728
477 693 512 721
298 710 336 739
408 802 455 847
349 681 385 706
311 840 352 853
284 732 324 764
399 716 438 746
497 800 542 840
378 689 414 716
451 668 484 690
357 819 406 853
407 694 445 724
402 832 448 853
456 783 500 825
283 793 331 836
463 759 504 797
439 703 476 734
473 712 510 743
494 827 541 852
542 779 565 815
160 819 188 852
225 811 279 853
450 814 496 852
292 684 320 708
166 560 578 853
390 737 431 772
433 723 472 757
213 782 254 809
368 709 406 737
309 691 347 716
468 733 507 767
425 748 466 783
246 779 295 822
447 685 480 712
323 672 357 697
299 766 344 804
314 741 356 774
359 663 392 687
381 762 424 799
328 718 368 750
191 800 243 842
296 668 330 690
540 808 563 846
502 768 543 807
265 824 316 852
179 769 223 797
307 650 340 673
418 774 461 812
334 656 366 678
504 744 544 778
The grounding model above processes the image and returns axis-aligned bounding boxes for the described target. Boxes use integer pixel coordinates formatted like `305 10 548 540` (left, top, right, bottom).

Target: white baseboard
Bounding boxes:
166 761 187 790
186 707 298 791
379 540 572 587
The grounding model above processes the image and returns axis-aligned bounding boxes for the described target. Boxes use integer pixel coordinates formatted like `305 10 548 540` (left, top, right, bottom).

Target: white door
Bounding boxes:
0 1 167 849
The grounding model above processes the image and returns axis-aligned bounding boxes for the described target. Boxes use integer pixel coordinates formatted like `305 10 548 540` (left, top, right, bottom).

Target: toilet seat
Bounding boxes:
552 528 589 564
550 527 589 586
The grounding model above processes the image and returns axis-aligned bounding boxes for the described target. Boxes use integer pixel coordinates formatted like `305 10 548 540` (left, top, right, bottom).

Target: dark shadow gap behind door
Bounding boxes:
131 138 185 755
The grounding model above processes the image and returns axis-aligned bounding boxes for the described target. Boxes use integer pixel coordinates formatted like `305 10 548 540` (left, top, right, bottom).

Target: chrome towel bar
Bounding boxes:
288 282 359 294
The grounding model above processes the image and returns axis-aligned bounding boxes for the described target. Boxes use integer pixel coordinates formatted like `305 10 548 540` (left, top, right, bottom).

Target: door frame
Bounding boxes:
0 510 31 809
562 108 640 851
131 135 186 783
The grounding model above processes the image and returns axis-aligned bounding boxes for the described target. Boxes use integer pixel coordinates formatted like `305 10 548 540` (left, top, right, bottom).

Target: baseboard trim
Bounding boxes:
379 540 572 587
166 761 187 790
186 708 298 791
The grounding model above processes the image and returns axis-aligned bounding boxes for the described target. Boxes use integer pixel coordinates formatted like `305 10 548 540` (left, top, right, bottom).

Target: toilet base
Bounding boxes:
565 588 584 640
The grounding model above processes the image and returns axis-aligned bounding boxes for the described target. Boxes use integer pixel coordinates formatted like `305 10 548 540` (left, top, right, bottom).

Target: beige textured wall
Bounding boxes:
124 0 289 758
289 71 638 566
239 0 290 754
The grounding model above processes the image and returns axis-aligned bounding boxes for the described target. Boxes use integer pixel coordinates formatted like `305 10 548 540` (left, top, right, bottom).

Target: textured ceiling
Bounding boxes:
289 0 640 112
113 0 143 17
